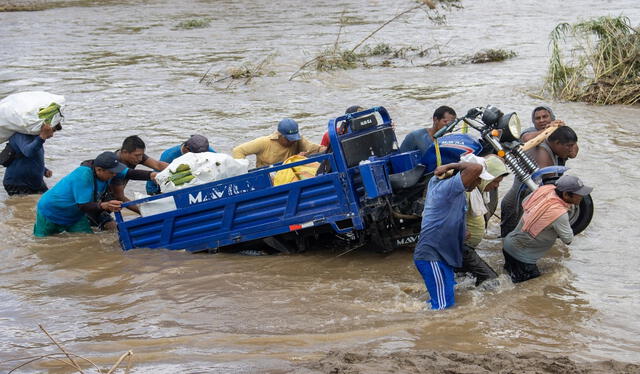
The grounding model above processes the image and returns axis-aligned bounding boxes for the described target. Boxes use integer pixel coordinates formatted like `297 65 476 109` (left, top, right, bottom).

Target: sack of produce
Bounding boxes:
154 152 249 193
0 91 66 143
273 155 320 186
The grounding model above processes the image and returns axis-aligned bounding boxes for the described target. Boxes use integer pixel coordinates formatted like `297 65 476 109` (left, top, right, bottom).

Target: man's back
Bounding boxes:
400 128 433 154
414 174 467 268
3 132 47 192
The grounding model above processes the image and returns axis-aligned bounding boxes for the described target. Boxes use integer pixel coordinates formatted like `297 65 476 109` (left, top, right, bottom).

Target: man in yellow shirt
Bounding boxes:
232 118 326 168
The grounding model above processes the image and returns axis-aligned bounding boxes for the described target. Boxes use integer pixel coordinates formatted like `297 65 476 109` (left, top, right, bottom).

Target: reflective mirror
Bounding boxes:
481 105 502 126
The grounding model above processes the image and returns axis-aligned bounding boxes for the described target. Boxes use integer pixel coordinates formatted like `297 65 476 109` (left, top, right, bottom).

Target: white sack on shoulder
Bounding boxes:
0 91 66 143
155 152 250 193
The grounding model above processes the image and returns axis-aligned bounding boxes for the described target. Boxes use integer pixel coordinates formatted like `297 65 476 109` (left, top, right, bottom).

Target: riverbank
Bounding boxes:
305 350 640 373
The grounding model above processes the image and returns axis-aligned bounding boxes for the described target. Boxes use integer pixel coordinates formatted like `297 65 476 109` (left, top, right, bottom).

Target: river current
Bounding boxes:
1 0 640 372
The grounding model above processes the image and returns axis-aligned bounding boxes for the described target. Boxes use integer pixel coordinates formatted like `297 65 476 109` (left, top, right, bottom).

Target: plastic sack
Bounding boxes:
0 91 66 143
134 192 178 217
155 152 250 193
273 155 320 186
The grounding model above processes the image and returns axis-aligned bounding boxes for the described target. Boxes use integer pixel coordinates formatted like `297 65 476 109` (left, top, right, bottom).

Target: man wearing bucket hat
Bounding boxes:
456 155 510 286
413 155 495 310
232 118 326 168
502 174 593 283
34 151 125 237
2 106 63 196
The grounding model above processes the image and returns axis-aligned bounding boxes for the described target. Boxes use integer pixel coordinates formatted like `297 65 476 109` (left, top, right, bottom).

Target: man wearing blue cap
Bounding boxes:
33 151 126 237
232 118 325 168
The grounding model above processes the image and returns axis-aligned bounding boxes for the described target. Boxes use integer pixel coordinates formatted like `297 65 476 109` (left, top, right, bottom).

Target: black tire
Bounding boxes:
569 194 594 235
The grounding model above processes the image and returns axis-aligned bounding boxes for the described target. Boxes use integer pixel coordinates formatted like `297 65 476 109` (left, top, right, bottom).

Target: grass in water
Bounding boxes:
545 16 640 105
176 18 210 29
289 0 464 80
468 48 517 64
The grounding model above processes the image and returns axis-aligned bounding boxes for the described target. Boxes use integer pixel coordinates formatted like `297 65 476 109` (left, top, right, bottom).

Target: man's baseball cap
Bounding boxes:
95 151 126 174
555 174 593 196
184 134 210 153
277 118 301 142
460 154 495 180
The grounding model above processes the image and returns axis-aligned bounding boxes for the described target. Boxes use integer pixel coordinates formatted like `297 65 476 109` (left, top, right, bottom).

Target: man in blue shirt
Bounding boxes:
146 134 215 195
3 121 58 196
399 106 456 154
34 151 125 237
413 157 494 310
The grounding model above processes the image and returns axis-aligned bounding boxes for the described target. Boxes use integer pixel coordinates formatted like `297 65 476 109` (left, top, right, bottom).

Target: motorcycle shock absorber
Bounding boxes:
503 151 538 191
512 146 538 174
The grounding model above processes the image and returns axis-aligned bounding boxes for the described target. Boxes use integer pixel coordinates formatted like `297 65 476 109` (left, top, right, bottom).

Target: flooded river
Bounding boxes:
1 0 640 372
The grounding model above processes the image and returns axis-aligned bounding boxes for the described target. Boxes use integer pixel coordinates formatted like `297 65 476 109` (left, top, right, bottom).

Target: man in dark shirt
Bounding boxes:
108 135 168 213
399 106 456 154
3 121 59 196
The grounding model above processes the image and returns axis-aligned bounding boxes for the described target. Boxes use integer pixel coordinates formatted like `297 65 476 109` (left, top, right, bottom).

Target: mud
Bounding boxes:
306 350 640 374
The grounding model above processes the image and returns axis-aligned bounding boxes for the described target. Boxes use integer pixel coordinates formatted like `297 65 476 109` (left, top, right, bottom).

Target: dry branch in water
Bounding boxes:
4 325 134 373
200 54 276 88
289 0 460 81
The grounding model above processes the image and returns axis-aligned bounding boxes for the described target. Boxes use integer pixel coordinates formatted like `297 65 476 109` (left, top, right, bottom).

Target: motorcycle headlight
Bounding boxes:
497 112 521 142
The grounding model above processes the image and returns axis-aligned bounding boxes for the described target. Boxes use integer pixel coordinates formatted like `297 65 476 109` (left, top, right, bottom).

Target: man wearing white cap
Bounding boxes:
413 155 495 310
502 174 593 283
457 155 510 286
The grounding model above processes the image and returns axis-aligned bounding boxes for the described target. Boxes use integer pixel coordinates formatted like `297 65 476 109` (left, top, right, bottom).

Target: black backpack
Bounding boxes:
0 143 18 167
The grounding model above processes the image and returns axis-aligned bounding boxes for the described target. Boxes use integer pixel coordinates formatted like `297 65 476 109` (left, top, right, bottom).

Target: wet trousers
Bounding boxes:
502 249 541 283
414 260 456 310
455 245 498 286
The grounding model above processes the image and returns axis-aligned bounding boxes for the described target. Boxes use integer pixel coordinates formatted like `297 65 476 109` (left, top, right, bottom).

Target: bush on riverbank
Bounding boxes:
545 16 640 105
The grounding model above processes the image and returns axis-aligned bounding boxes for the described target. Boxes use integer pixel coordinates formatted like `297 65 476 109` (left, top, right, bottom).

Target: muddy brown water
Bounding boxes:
1 0 640 372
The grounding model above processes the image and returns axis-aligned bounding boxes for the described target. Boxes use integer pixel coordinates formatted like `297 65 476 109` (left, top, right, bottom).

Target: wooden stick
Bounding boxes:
521 125 560 151
107 350 134 374
39 324 85 374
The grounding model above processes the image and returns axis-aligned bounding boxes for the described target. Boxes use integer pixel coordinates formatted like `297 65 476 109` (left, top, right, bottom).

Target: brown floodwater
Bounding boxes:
1 0 640 372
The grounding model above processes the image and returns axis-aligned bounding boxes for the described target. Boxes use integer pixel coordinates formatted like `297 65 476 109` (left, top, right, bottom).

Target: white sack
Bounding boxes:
0 91 66 143
155 152 250 193
133 192 178 217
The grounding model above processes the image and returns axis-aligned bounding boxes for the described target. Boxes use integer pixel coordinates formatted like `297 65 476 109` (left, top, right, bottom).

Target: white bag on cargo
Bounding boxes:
0 91 66 143
134 192 178 217
155 152 250 193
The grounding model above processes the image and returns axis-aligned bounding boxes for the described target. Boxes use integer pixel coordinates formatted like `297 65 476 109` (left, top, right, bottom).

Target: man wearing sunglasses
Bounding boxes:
2 112 62 196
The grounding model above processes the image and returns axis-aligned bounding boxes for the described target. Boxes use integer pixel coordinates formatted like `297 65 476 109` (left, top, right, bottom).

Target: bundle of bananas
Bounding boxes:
166 164 195 186
37 102 61 124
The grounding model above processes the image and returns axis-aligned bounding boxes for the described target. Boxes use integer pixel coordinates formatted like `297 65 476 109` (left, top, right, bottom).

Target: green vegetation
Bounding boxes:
545 16 640 105
176 18 210 29
315 49 361 71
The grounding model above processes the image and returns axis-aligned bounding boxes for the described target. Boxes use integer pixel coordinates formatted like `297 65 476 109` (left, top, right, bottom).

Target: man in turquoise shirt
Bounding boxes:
34 151 125 237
